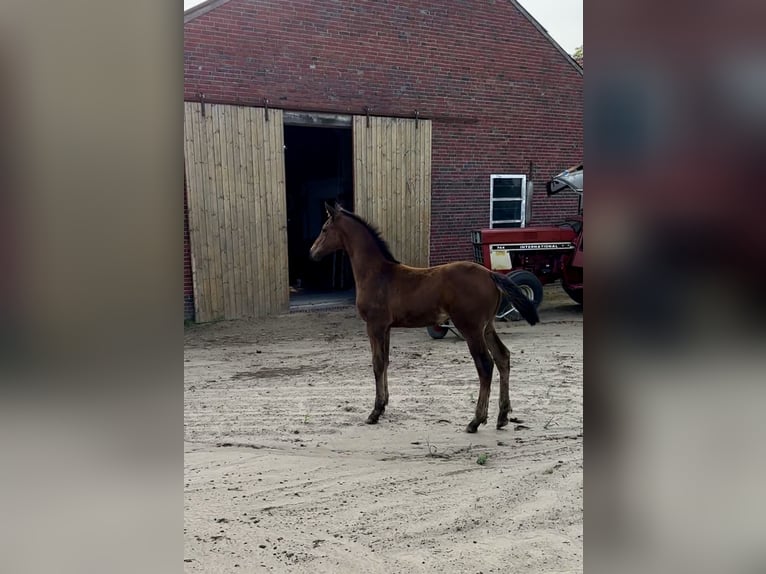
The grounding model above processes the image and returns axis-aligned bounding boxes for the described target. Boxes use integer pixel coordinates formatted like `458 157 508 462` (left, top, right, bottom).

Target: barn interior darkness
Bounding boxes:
284 125 354 297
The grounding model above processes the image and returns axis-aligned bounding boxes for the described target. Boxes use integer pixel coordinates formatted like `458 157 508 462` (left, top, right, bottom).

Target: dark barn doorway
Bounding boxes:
284 125 354 306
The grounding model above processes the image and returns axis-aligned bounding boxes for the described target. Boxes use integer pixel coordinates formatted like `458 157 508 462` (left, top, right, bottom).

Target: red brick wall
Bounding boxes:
184 0 582 270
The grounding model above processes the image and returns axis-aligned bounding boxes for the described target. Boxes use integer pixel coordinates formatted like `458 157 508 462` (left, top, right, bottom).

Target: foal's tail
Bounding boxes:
491 272 540 326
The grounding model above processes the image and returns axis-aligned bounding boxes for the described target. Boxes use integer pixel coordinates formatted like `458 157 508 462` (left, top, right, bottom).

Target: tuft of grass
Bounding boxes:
476 453 489 466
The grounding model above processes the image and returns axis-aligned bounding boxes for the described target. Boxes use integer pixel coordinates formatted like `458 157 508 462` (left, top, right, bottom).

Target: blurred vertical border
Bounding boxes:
0 1 182 573
586 0 766 573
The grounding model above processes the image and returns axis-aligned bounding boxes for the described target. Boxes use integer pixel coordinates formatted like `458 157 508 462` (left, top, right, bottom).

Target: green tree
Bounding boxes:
573 45 583 66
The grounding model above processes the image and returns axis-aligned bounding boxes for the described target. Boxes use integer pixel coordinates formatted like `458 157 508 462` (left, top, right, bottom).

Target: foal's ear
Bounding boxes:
324 201 339 219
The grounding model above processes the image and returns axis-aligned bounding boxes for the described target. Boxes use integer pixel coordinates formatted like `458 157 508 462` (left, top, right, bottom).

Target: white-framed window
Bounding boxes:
490 174 527 228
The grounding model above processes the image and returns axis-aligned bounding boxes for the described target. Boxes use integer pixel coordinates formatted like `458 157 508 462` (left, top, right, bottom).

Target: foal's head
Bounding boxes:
309 202 345 261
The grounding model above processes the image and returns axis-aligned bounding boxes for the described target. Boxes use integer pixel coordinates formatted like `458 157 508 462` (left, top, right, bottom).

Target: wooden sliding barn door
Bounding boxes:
184 102 289 322
352 116 432 267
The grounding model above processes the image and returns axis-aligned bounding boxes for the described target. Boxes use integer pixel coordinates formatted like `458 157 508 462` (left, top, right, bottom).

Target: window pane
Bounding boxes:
492 200 521 221
492 177 523 199
492 221 522 228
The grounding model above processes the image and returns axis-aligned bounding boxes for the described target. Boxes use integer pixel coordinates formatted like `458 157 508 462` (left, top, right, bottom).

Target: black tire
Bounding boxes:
562 282 583 305
500 270 544 321
427 325 448 339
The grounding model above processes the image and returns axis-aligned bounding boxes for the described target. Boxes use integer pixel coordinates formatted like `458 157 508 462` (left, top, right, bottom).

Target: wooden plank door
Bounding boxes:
184 102 288 322
352 116 432 267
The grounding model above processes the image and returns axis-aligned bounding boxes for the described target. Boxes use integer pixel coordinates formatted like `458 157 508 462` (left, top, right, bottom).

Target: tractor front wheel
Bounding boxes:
427 325 449 339
499 270 544 321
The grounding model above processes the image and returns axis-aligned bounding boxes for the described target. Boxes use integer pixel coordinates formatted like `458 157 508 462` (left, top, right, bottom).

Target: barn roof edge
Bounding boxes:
184 0 233 24
508 0 583 76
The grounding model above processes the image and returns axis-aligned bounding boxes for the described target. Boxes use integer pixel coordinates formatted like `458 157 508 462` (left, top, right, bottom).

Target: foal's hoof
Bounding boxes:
466 421 482 433
365 411 381 424
465 417 487 433
497 416 510 429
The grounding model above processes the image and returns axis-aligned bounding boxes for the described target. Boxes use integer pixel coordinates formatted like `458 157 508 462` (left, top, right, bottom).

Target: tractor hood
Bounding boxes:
546 164 583 196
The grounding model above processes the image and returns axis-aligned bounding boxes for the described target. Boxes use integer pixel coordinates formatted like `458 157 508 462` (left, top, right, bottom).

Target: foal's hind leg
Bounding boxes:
462 327 495 433
365 324 391 424
485 323 512 428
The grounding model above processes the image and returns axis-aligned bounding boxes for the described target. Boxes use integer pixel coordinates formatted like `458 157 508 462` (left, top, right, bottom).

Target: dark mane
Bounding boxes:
340 208 400 264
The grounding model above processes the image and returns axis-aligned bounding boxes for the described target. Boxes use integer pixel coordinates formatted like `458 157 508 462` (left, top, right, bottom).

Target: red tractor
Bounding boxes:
427 164 582 338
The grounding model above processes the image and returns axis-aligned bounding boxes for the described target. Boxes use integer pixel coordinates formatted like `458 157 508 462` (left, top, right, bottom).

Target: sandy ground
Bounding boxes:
184 285 583 573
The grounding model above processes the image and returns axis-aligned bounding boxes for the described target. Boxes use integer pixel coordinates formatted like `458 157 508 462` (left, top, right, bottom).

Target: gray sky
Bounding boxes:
516 0 583 54
183 0 582 54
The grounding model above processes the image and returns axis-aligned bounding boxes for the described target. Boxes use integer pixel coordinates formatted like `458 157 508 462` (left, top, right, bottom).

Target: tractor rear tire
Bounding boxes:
500 270 544 321
562 283 583 305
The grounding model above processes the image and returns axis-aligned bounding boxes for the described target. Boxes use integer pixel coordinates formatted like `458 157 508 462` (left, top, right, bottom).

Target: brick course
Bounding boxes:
184 0 582 311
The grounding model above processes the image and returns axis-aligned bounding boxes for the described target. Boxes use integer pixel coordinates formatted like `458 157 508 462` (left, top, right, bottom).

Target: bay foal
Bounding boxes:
310 203 538 433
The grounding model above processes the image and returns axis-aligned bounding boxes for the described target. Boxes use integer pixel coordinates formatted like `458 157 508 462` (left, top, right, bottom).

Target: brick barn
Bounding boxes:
183 0 583 322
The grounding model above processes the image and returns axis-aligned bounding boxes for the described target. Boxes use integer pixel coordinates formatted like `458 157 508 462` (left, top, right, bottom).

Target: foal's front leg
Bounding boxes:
365 324 391 424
